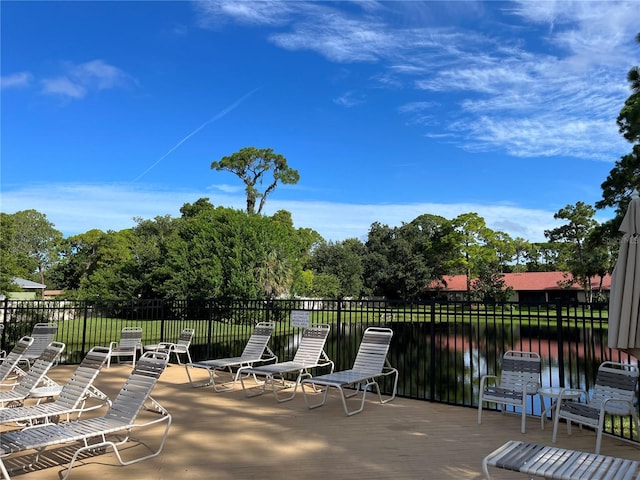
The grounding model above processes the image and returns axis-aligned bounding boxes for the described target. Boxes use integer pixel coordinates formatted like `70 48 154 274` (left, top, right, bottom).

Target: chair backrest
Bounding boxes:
104 351 169 425
55 346 110 409
590 361 639 415
118 327 143 350
352 327 394 376
176 328 195 349
24 323 58 360
240 322 275 360
14 342 65 396
0 336 34 382
499 350 541 395
291 324 331 365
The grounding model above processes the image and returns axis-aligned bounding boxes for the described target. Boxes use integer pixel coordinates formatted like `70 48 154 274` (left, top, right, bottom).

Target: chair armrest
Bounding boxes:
602 396 636 415
109 341 119 349
318 351 335 373
479 375 498 390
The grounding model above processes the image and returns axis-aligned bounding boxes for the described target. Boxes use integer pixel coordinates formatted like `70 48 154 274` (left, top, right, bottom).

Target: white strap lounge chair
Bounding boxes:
145 327 194 365
106 326 143 368
552 361 639 454
20 323 58 366
301 326 398 416
0 337 34 388
0 342 65 408
478 350 541 433
239 324 334 402
482 440 640 479
0 346 111 427
0 350 171 480
185 321 277 391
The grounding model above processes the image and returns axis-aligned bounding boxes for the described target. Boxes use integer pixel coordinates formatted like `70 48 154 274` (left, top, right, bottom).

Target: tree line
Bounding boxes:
0 200 615 302
2 34 639 303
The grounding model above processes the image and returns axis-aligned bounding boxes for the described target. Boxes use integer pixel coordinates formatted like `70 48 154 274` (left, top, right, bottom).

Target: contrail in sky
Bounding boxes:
132 88 260 182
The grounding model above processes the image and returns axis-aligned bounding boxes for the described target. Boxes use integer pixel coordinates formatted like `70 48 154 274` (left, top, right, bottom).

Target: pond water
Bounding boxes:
285 321 640 417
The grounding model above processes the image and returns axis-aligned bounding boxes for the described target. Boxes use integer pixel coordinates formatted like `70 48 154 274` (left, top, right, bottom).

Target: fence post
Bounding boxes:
556 302 565 387
429 299 436 401
336 296 342 370
81 301 89 357
206 299 214 358
0 297 7 351
265 297 271 324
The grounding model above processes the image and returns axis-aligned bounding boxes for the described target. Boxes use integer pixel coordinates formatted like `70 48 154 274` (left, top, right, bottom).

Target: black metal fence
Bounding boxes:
1 297 638 444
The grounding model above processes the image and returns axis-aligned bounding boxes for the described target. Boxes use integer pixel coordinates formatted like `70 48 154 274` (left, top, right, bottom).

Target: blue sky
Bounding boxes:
1 1 638 243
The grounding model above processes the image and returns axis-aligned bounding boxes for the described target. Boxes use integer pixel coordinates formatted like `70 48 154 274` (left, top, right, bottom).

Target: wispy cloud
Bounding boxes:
1 182 588 243
195 0 300 27
212 184 243 194
41 59 134 100
1 72 33 89
195 1 637 162
333 90 366 107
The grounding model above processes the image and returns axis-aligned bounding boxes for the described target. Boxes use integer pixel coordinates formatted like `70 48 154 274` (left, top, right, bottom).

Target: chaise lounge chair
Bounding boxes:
145 327 194 365
0 350 171 480
301 326 398 416
20 323 58 367
482 440 640 479
0 342 65 408
185 321 277 391
0 346 111 427
238 323 334 402
106 326 143 368
0 337 34 389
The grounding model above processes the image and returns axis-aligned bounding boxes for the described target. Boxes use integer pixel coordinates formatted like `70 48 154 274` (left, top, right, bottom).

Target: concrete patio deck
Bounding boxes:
2 362 639 480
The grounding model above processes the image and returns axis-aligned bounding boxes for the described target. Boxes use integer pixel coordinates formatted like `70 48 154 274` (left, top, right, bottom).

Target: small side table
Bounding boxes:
29 385 64 404
538 387 582 430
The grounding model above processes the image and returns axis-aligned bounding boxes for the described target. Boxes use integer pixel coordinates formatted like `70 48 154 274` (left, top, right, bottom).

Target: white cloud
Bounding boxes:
1 72 33 89
195 0 300 27
211 183 243 194
333 90 366 107
40 59 134 100
0 182 583 243
195 1 638 162
41 76 87 99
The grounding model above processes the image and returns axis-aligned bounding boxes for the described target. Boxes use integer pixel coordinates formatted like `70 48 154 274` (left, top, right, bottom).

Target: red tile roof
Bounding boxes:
429 271 611 292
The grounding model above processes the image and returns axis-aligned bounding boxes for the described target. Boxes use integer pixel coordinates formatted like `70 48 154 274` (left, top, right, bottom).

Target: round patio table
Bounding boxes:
538 386 582 430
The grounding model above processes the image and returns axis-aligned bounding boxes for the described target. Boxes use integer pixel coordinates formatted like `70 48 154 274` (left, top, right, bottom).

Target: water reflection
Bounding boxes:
311 321 638 417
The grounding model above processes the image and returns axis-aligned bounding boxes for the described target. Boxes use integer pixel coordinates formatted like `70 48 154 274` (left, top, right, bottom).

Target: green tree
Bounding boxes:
597 32 640 222
50 229 107 291
311 273 341 298
512 237 533 273
544 202 605 303
0 213 23 293
153 200 316 299
451 213 497 297
306 239 364 298
211 147 300 214
5 210 63 293
471 260 513 303
77 229 138 299
617 32 640 144
485 231 516 272
362 214 457 299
